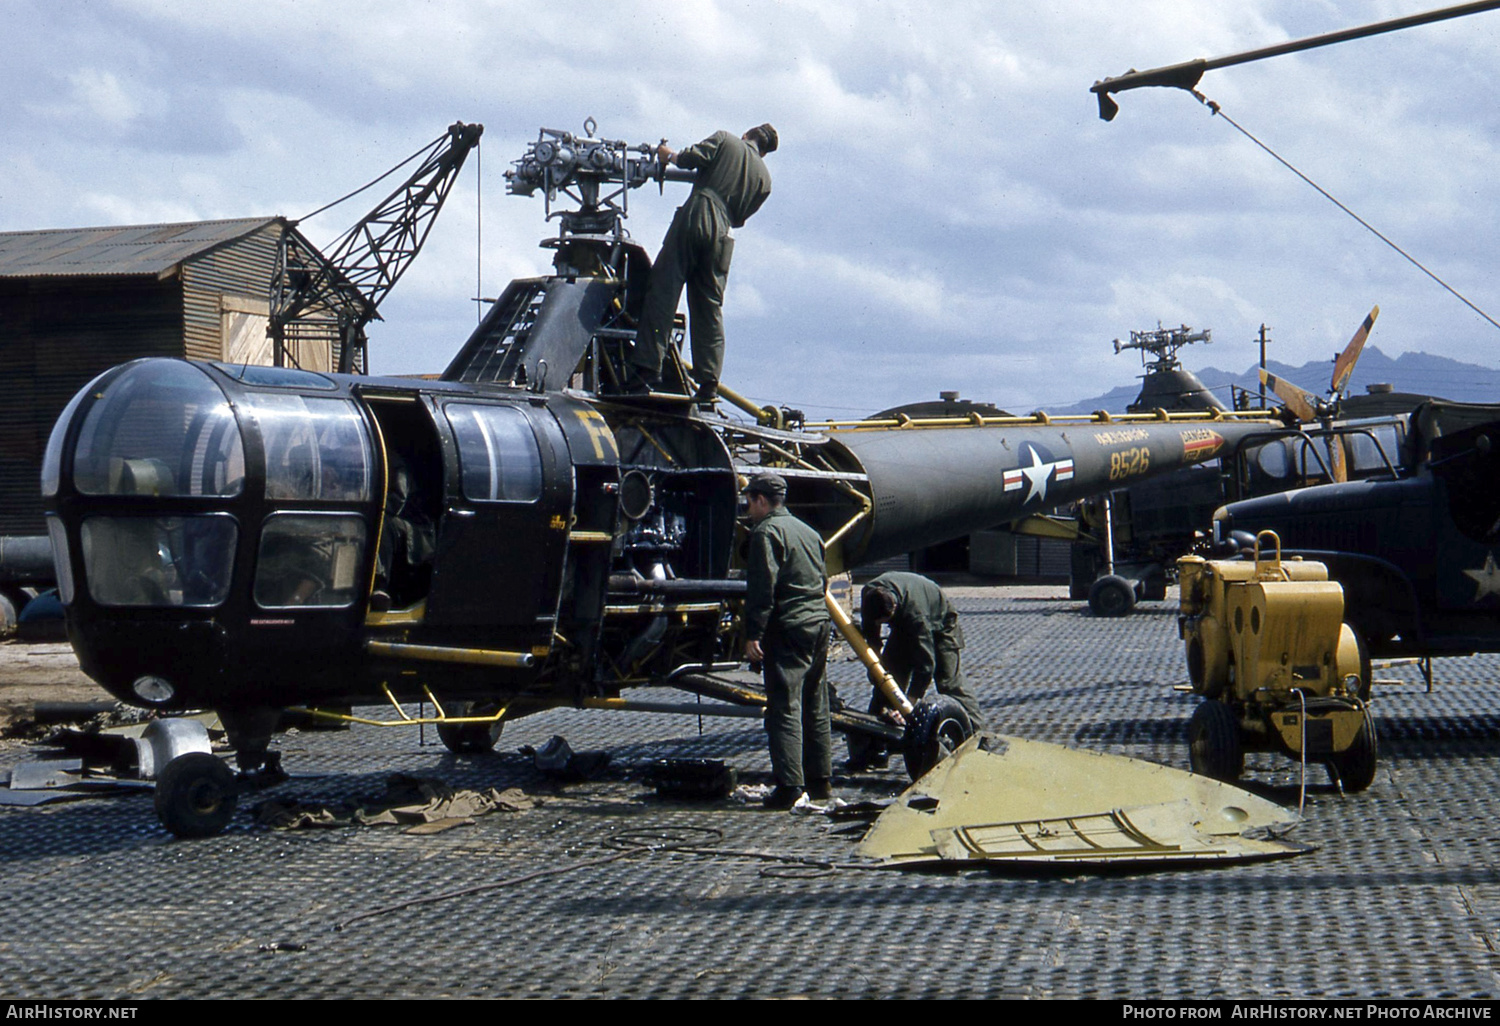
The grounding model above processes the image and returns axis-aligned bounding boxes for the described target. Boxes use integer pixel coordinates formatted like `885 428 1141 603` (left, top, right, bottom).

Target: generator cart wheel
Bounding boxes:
1088 575 1136 618
1327 708 1378 793
1187 700 1243 781
437 701 505 754
154 752 239 839
902 696 975 780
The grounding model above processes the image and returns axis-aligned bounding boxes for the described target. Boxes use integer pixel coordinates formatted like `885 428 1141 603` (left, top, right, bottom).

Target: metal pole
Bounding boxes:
1258 324 1271 409
1102 492 1116 576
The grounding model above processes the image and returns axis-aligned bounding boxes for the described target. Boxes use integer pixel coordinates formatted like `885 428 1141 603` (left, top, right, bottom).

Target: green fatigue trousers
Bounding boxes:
762 622 832 788
632 191 734 387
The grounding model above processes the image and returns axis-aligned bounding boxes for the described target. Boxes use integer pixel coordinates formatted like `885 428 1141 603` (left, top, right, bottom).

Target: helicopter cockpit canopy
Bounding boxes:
44 359 377 614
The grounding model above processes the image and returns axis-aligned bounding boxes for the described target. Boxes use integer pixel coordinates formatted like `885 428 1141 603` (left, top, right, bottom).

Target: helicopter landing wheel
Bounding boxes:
1088 574 1136 618
1327 708 1378 794
902 695 974 780
1187 699 1244 781
154 752 239 839
436 701 505 754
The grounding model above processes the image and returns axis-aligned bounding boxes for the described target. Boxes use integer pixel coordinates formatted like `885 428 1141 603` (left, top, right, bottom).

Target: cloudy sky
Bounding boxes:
6 1 1500 418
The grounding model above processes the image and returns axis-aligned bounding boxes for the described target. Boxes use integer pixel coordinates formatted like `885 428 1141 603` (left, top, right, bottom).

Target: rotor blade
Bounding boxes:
1090 2 1500 119
1331 304 1380 398
1259 368 1320 422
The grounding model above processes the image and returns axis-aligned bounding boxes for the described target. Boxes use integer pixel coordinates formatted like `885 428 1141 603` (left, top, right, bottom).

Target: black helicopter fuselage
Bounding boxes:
41 357 743 717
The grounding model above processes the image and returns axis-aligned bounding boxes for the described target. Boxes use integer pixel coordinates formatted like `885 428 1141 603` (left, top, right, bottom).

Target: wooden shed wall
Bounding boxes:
0 278 183 535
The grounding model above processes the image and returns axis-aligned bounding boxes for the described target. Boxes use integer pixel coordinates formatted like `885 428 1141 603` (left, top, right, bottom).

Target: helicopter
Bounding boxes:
1061 310 1417 616
40 121 1290 837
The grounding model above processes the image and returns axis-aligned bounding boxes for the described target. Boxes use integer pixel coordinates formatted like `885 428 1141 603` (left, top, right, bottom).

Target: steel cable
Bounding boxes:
1193 91 1500 334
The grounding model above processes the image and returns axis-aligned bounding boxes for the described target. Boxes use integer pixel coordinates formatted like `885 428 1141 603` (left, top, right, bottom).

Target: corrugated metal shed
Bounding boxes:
0 216 344 535
0 218 283 279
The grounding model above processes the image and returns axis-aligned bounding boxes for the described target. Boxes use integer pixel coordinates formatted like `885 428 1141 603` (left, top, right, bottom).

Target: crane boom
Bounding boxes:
270 121 484 373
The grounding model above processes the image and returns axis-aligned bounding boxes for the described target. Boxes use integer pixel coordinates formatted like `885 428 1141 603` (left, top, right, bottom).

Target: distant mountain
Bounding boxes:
1053 346 1500 415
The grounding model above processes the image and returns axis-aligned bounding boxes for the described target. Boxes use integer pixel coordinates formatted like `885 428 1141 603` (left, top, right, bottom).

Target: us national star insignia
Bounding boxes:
1464 552 1500 601
1001 444 1075 505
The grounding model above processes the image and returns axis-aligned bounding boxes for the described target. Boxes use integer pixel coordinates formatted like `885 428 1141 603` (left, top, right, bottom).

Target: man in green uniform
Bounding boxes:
627 124 777 404
847 571 986 770
742 471 833 809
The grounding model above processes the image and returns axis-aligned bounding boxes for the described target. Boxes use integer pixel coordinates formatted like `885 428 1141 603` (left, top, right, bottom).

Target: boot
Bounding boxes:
762 784 805 810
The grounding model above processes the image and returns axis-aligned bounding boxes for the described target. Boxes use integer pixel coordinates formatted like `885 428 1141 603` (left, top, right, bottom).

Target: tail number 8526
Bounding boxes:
1109 446 1151 481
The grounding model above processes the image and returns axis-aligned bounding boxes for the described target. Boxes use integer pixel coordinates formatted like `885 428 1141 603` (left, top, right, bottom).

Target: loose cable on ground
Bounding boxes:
332 824 881 931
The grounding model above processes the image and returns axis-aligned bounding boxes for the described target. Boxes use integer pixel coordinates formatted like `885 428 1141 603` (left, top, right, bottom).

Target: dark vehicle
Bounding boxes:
1215 399 1500 670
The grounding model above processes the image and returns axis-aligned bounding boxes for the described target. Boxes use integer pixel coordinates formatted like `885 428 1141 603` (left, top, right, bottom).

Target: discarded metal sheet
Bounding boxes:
0 790 92 807
5 757 153 803
857 734 1311 867
9 758 84 790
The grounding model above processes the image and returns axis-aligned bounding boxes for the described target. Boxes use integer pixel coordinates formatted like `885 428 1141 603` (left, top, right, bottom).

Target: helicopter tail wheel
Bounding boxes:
1088 574 1137 618
154 752 239 839
1187 699 1244 781
1327 708 1379 794
436 701 505 754
902 695 975 780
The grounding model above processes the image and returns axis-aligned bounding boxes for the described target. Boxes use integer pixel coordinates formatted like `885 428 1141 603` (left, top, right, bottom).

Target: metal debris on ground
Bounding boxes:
256 774 539 832
1 753 152 805
9 757 84 790
519 735 611 781
857 734 1312 868
36 715 217 781
1 754 155 805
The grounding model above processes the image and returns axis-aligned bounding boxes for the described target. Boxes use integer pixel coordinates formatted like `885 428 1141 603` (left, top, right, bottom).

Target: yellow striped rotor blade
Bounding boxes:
1260 368 1319 422
1331 304 1379 398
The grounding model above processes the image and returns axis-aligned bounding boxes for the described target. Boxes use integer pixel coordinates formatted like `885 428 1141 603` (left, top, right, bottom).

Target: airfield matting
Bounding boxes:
1 585 1497 1000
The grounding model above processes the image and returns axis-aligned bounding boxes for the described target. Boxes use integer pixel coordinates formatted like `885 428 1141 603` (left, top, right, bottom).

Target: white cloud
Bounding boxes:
2 0 1499 416
66 68 143 126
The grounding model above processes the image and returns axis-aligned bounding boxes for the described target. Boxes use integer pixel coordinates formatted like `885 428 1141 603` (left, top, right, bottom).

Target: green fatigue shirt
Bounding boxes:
864 571 963 691
744 507 827 641
676 131 772 229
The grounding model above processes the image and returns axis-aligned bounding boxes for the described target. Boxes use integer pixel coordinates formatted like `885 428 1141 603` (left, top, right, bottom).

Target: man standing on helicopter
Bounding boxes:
625 124 777 405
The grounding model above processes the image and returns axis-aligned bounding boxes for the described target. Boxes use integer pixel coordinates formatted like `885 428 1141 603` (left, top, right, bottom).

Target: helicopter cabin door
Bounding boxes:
424 399 572 637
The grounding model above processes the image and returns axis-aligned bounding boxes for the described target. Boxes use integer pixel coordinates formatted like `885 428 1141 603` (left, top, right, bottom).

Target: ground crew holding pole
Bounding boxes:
627 124 777 404
741 472 833 810
847 571 986 770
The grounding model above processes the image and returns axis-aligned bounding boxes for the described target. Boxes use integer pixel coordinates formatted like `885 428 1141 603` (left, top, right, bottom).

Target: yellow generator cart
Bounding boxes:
1177 531 1376 792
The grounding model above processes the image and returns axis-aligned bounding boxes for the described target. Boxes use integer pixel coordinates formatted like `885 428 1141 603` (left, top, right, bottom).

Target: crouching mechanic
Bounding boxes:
742 472 833 810
847 571 986 770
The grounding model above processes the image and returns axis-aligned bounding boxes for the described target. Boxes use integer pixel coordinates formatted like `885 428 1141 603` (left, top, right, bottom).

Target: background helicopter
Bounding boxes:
1093 2 1500 707
42 121 1288 837
1059 309 1415 615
